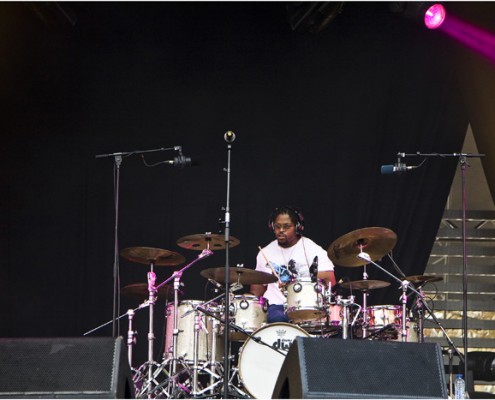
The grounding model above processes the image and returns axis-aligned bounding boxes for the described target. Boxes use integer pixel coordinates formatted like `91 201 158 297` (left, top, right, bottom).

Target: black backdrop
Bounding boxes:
2 2 485 367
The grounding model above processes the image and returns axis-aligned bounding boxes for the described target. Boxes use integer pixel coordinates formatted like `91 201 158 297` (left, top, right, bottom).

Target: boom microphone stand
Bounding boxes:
95 146 191 338
387 151 484 383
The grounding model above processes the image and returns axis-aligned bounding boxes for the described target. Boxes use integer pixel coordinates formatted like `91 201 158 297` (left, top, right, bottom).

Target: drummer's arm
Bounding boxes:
250 283 267 297
318 270 337 287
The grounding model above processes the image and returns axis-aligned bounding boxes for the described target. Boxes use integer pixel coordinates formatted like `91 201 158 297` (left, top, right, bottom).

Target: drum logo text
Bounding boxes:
273 338 293 351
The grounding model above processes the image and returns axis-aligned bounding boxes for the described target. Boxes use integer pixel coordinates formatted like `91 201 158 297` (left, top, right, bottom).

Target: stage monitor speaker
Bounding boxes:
273 337 448 399
0 337 134 398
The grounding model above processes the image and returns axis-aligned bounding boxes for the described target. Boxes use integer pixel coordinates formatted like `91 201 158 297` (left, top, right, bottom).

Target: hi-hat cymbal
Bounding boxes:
120 247 185 266
200 267 277 285
121 283 178 300
405 275 443 285
177 233 240 250
328 227 397 267
338 279 391 291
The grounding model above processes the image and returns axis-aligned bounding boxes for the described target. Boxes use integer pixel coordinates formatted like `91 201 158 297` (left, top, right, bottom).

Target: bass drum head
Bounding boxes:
238 322 309 399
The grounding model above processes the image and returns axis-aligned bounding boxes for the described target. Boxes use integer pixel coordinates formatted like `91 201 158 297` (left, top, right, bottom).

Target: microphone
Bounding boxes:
164 155 192 168
287 259 298 279
380 163 417 175
224 130 236 143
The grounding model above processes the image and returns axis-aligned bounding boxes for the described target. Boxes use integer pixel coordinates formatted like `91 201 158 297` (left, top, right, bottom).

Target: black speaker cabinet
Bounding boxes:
0 337 134 398
273 337 448 399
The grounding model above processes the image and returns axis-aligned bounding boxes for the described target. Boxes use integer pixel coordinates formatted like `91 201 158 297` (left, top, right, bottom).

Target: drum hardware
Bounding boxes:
335 295 360 339
118 247 214 398
121 282 178 300
126 309 137 368
362 323 397 340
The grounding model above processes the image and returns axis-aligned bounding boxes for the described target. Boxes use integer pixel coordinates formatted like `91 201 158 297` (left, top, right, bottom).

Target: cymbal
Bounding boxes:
177 233 240 250
121 283 178 300
120 247 185 266
328 227 397 267
200 267 277 285
338 279 391 291
405 275 443 285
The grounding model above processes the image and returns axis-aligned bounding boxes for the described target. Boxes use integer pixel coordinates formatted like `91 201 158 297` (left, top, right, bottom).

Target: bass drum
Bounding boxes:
238 323 309 399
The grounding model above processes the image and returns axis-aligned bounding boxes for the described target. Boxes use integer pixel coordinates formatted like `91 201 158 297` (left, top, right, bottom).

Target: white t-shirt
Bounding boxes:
255 236 334 305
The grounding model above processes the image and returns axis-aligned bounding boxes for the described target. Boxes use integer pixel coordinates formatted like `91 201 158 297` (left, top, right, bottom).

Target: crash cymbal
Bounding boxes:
405 275 443 285
328 227 397 267
177 233 240 250
121 283 178 300
200 267 277 285
338 279 391 291
120 247 185 266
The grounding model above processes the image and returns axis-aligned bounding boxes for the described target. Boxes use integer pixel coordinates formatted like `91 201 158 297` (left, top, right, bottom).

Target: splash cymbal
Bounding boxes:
200 267 277 285
177 233 240 250
405 275 443 285
328 227 397 267
338 279 391 291
121 283 178 300
120 247 185 266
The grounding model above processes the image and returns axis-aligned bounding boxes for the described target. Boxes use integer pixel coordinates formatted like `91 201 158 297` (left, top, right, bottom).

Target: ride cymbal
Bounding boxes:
405 275 443 285
177 233 240 250
121 283 178 300
120 247 185 266
200 267 277 285
328 227 397 267
338 279 391 291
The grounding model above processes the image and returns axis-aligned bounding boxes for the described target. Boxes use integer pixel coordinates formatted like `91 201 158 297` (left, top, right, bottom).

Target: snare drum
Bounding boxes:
164 300 224 364
238 323 309 399
286 278 325 322
366 305 402 330
229 295 268 341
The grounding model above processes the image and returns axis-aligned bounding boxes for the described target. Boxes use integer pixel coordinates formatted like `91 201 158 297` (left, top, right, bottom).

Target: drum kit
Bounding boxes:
115 228 442 399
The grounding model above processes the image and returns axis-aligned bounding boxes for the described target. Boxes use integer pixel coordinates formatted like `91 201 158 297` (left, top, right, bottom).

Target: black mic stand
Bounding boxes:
95 146 187 338
399 151 484 383
222 131 235 399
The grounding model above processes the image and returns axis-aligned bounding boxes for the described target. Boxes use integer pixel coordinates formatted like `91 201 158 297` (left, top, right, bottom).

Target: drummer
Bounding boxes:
250 206 337 323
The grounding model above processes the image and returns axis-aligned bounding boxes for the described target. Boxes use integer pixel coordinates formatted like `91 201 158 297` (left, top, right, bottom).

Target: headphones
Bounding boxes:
268 206 305 236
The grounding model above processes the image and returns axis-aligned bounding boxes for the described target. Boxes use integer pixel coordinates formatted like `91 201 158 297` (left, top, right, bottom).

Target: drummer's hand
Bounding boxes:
278 280 287 290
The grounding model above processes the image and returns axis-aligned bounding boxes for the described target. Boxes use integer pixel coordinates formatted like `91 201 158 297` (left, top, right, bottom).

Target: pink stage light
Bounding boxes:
424 4 446 30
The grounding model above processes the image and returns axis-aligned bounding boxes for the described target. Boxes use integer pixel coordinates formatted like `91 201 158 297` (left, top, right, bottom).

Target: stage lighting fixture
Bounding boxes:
287 2 345 33
390 2 446 30
424 3 446 29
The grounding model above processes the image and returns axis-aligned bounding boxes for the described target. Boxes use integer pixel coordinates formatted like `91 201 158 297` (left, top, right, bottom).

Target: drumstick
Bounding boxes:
258 246 282 285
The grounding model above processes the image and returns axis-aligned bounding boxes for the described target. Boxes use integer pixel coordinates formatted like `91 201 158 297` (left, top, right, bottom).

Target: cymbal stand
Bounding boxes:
399 279 408 342
358 246 370 339
138 262 158 398
127 308 137 367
